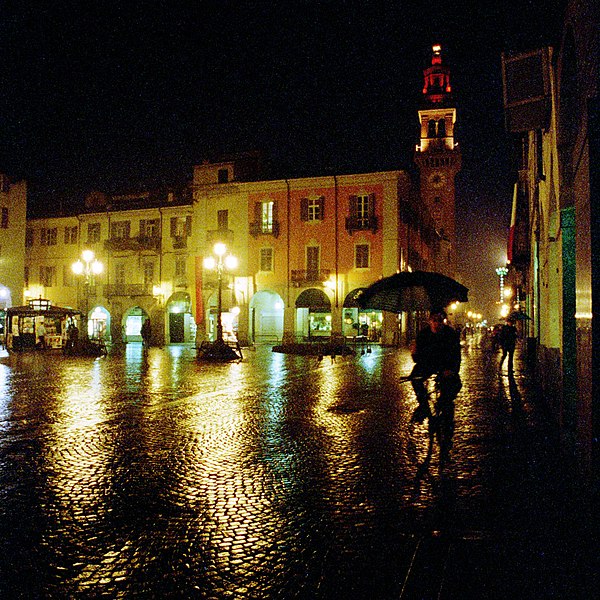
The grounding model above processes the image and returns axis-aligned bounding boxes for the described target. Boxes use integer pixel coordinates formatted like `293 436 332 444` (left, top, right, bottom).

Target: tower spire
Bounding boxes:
422 44 452 105
414 44 461 277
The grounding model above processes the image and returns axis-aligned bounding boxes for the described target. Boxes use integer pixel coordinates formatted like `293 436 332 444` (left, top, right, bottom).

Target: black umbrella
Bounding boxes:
506 311 531 321
357 270 469 313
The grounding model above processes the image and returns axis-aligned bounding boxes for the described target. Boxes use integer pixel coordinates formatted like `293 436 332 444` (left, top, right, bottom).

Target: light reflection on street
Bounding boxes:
0 342 561 598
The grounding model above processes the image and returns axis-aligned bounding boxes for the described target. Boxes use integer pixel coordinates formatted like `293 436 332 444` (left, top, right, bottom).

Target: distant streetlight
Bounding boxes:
495 266 508 304
72 250 103 336
198 242 241 361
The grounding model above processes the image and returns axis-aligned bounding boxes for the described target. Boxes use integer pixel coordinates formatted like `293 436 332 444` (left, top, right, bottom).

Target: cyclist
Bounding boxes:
409 309 462 426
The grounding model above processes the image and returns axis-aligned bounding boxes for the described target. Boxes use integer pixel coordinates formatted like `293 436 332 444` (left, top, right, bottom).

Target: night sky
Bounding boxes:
0 1 564 318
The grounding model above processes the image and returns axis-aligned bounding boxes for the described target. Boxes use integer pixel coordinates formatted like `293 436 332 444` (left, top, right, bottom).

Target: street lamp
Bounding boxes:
72 250 103 337
198 242 240 361
495 266 508 304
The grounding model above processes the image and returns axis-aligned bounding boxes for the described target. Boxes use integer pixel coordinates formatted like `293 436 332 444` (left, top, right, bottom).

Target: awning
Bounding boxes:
295 288 331 310
343 288 367 308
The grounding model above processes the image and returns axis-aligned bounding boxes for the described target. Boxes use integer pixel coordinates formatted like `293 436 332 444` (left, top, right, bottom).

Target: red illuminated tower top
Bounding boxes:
414 44 461 277
422 44 453 105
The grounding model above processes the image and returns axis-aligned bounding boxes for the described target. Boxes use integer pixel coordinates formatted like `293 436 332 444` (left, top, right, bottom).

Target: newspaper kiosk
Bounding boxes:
5 298 81 352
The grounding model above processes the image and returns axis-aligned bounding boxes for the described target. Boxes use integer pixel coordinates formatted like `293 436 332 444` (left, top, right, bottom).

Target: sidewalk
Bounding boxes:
400 340 599 599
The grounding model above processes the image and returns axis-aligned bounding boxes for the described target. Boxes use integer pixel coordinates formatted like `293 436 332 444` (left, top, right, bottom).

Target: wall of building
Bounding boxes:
0 177 27 310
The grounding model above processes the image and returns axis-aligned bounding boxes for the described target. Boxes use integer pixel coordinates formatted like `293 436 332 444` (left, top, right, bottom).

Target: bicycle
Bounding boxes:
403 374 456 471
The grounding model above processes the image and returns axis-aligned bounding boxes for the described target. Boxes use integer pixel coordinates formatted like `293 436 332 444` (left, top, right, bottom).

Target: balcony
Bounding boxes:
345 216 378 234
172 236 188 249
250 221 280 238
104 236 161 252
105 284 154 297
291 269 331 286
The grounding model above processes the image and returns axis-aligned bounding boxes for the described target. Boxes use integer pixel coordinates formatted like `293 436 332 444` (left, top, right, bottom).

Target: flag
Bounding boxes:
507 183 518 264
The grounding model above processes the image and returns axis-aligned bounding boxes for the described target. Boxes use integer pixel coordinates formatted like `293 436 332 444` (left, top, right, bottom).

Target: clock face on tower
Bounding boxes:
427 171 448 188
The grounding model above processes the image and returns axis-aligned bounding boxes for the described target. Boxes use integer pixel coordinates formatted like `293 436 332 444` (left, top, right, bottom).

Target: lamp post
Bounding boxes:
496 265 509 318
198 242 240 361
72 250 104 337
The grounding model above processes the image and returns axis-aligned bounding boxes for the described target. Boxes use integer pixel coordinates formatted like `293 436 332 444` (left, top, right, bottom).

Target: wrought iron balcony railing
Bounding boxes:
249 221 280 238
345 215 378 234
104 284 154 297
290 269 331 286
104 236 161 252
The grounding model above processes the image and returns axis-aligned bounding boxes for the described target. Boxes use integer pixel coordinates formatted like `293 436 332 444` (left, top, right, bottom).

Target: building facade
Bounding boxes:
502 0 599 480
18 44 461 351
25 188 195 346
0 174 27 314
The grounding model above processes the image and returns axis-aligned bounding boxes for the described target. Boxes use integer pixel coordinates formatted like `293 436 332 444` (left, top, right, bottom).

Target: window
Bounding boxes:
261 201 274 233
260 248 273 272
355 244 370 268
111 220 130 239
306 246 320 277
175 257 186 279
251 201 278 237
356 195 370 222
40 228 57 246
24 266 29 288
1 207 8 229
115 263 126 285
143 262 154 287
87 223 101 243
170 216 191 237
26 229 34 247
63 265 77 287
300 197 325 221
140 219 159 238
346 193 376 233
40 266 56 287
64 225 78 245
217 209 229 231
218 168 229 183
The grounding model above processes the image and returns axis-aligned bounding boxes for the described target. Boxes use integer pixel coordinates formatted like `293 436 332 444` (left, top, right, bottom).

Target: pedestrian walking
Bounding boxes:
65 322 79 353
36 321 46 350
141 318 151 347
499 317 518 372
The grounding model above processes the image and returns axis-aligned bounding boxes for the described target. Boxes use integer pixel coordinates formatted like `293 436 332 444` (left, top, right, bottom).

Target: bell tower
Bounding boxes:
414 44 461 276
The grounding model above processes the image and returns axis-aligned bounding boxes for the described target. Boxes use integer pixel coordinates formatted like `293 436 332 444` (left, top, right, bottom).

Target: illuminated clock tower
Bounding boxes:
414 44 461 277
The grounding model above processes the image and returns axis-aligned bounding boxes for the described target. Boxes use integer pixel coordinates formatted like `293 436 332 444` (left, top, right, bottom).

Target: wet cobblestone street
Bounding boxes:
0 342 597 598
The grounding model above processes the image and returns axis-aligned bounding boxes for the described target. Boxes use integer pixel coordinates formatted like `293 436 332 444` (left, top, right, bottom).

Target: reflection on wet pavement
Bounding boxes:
0 344 594 598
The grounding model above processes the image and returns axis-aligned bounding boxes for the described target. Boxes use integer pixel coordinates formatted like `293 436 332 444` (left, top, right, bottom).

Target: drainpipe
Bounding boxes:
286 179 291 342
334 174 339 309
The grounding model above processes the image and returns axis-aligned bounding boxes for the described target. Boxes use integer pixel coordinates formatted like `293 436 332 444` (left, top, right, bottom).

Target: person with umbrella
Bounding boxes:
498 316 518 373
409 309 462 425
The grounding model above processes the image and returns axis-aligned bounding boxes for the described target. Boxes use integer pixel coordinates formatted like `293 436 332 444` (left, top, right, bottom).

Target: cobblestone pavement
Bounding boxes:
0 341 597 598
